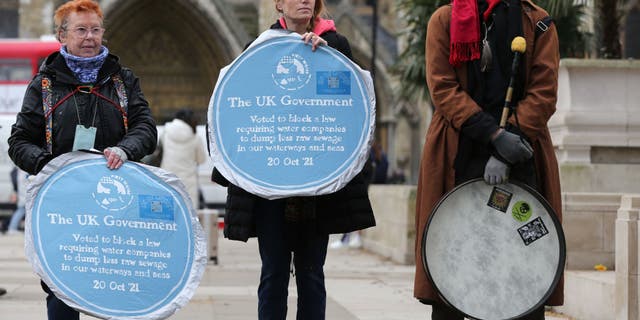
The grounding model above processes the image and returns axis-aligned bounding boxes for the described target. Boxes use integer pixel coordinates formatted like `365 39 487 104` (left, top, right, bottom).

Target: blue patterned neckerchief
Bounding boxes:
59 45 109 84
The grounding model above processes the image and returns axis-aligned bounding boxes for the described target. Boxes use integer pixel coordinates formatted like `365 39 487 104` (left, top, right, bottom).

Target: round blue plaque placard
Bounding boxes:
209 30 376 199
25 152 206 319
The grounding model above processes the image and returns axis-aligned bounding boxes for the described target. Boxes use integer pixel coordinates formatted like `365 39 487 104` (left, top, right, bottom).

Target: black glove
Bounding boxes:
491 130 533 164
484 156 509 185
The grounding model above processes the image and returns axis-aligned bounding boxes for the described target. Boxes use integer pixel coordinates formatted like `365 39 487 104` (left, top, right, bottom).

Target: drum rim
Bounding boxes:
421 178 566 320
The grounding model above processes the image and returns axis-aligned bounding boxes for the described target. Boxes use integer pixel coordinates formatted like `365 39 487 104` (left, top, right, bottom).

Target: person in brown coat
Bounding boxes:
414 0 563 319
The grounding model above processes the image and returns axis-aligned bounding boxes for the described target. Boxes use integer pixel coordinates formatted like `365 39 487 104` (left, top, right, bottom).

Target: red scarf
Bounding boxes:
278 17 337 35
449 0 501 67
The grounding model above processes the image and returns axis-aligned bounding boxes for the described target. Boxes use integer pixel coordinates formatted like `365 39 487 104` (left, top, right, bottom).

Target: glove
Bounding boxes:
104 147 128 169
484 156 510 185
106 146 127 161
491 130 533 164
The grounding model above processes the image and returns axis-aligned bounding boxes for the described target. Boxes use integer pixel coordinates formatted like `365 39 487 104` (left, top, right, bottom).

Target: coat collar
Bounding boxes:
41 51 122 85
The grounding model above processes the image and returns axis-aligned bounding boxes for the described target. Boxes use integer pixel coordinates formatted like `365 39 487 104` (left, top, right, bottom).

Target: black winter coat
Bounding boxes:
215 23 375 242
9 52 157 175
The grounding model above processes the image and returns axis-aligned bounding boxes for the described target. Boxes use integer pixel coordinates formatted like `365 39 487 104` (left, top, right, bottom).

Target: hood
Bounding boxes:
163 118 196 143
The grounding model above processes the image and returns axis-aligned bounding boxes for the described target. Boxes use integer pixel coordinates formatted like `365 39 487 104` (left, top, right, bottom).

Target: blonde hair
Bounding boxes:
274 0 327 32
54 0 103 41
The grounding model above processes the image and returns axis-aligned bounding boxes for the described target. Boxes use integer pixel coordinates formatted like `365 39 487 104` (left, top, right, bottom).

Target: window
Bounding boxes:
0 58 32 82
0 2 19 38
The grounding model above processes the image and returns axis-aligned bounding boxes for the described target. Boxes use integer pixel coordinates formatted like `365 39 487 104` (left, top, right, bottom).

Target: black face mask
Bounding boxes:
467 0 524 113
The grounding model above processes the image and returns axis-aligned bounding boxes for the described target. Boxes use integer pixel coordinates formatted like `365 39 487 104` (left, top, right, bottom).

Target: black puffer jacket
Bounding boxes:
9 52 157 175
216 22 375 242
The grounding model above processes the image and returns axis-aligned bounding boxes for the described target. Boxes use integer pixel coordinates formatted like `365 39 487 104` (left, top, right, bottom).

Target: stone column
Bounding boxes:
549 59 640 193
615 195 640 320
624 6 640 58
364 185 416 264
18 0 54 38
258 1 278 34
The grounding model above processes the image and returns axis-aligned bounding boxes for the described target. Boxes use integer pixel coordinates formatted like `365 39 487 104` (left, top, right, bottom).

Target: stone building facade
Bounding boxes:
4 0 426 183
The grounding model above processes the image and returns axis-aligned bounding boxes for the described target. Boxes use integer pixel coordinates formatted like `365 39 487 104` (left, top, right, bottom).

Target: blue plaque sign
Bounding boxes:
208 30 376 199
25 152 206 319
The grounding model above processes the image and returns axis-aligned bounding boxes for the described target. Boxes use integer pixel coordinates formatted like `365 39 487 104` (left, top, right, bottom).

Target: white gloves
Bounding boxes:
104 147 127 169
483 156 510 185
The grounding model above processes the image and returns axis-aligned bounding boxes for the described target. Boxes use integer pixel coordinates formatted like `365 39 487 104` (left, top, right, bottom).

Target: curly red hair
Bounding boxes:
54 0 103 40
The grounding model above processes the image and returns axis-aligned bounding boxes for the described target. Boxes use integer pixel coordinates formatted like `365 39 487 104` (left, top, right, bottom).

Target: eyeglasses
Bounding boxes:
67 26 105 38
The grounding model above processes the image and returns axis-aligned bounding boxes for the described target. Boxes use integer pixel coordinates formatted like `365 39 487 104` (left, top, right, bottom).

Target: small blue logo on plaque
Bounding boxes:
317 71 351 95
272 53 311 91
138 195 174 221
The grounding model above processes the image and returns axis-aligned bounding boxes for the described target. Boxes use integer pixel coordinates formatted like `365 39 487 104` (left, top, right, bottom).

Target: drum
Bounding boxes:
422 179 565 320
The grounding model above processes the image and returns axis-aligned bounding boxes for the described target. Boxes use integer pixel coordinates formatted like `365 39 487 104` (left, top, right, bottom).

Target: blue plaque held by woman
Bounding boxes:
208 30 376 199
25 152 207 319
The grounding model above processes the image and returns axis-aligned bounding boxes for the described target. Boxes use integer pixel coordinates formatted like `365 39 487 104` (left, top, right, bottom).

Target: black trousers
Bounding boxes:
431 303 545 320
41 281 79 320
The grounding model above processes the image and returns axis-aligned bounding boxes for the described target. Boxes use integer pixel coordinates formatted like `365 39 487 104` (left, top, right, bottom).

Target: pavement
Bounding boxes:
0 231 573 319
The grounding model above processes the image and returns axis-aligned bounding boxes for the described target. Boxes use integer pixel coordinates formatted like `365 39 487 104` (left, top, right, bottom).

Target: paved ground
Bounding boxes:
0 231 572 319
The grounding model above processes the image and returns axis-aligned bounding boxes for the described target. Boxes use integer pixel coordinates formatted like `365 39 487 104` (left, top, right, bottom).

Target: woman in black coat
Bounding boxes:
212 1 375 319
8 1 156 319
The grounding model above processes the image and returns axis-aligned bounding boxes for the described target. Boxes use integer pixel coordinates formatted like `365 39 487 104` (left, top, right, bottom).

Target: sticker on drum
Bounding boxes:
422 179 565 320
512 201 533 222
518 217 549 246
486 186 512 213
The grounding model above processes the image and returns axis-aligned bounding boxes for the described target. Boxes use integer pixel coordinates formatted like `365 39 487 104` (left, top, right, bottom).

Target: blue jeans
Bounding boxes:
255 198 329 320
8 206 25 231
42 281 79 320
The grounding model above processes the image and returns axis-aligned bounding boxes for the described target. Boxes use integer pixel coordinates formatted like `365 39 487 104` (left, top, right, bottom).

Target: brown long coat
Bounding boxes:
414 0 564 306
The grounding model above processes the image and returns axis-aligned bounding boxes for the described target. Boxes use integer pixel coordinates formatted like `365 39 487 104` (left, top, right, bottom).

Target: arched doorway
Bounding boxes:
101 0 248 124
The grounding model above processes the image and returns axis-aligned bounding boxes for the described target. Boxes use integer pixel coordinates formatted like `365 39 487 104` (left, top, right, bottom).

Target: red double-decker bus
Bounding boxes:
0 39 60 211
0 39 61 114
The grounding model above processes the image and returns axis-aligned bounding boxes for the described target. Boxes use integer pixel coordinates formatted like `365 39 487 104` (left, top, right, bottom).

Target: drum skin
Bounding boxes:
422 179 565 320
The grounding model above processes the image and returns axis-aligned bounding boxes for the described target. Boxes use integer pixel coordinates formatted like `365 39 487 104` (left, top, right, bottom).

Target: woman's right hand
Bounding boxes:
301 32 327 51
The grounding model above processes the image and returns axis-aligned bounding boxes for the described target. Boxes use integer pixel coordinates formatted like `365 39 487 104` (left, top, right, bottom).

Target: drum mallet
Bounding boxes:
499 36 526 128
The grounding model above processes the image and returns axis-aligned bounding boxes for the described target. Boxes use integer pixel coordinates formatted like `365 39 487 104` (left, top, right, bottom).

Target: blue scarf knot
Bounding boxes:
60 45 109 84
